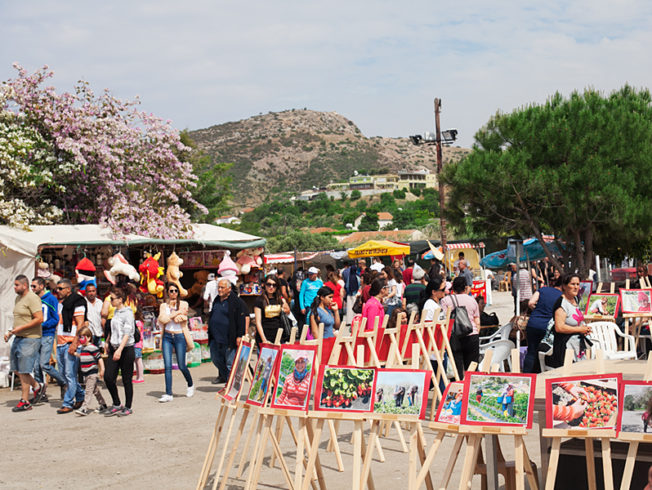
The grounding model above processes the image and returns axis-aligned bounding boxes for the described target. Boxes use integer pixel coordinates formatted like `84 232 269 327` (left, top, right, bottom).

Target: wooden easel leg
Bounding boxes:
269 421 296 489
302 419 325 490
270 415 284 469
514 435 525 490
415 430 443 490
393 420 408 453
352 420 363 490
520 438 539 490
211 407 239 490
295 418 306 490
600 438 614 490
620 441 639 490
537 411 550 490
197 403 228 490
373 420 386 461
408 424 419 490
458 435 482 490
440 434 465 489
246 414 271 490
327 419 345 471
237 411 259 478
544 438 560 490
219 408 251 490
585 438 597 490
327 420 340 451
360 420 377 490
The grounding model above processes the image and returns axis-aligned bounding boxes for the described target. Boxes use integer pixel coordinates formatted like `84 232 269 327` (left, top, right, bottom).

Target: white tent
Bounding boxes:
0 224 265 354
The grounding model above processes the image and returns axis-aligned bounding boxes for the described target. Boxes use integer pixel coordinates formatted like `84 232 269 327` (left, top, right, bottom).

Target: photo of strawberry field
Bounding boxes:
465 374 533 426
550 377 619 429
373 370 429 418
317 367 375 411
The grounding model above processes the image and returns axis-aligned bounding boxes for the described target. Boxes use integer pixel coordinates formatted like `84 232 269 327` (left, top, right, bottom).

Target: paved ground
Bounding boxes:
0 292 540 489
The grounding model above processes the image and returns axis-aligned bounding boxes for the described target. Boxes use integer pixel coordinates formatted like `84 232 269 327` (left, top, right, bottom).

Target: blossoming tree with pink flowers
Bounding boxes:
1 64 206 238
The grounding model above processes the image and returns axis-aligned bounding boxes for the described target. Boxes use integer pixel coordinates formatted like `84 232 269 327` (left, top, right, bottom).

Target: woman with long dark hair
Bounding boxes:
309 286 340 339
254 274 291 344
362 278 387 331
157 283 194 403
549 273 593 368
104 287 136 416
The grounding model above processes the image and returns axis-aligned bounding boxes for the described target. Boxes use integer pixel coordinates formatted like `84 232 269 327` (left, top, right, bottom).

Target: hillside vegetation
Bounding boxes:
189 109 470 207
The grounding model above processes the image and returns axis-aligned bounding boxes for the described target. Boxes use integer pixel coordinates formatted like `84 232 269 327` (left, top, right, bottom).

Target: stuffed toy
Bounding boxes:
75 257 97 295
235 249 259 275
166 251 188 297
104 252 140 285
251 247 264 268
37 260 52 279
139 252 165 298
187 270 209 298
219 250 239 285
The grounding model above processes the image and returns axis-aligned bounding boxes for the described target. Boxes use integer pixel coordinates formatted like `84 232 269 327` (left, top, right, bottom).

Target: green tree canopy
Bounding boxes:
442 86 652 275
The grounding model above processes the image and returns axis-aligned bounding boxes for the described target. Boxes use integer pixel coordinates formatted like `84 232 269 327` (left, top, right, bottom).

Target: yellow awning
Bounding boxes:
347 240 410 259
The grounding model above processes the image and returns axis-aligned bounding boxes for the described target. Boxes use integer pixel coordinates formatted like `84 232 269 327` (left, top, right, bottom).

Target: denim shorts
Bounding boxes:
134 347 142 359
10 336 41 374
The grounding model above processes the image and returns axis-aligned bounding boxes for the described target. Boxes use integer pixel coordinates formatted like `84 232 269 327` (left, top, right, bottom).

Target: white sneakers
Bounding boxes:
186 385 195 398
158 394 173 403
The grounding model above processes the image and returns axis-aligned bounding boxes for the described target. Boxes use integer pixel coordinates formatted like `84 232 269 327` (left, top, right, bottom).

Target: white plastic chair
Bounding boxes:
479 322 512 346
538 344 554 372
587 321 637 360
479 339 516 372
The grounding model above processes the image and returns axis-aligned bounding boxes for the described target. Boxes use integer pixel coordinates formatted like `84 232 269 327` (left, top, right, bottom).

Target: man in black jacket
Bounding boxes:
208 279 248 384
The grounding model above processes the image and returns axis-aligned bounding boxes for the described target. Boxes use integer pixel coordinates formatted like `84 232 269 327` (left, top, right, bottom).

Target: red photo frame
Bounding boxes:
545 374 622 430
246 343 281 407
314 365 377 414
223 340 253 402
584 293 621 316
434 381 465 425
270 344 318 412
460 372 536 429
372 368 432 419
617 380 652 434
619 289 652 314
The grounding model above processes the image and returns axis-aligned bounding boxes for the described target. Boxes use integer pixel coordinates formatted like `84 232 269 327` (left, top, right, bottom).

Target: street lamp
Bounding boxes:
409 98 457 254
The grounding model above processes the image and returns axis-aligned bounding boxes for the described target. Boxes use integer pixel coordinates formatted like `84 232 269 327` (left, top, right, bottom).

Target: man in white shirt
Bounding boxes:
203 273 219 315
85 284 104 346
370 257 384 272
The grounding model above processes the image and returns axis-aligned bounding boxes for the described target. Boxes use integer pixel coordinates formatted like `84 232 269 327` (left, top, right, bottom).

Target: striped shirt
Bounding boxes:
276 372 311 407
79 344 101 376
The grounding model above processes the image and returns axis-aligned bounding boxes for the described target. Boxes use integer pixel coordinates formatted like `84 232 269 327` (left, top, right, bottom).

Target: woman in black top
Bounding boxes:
254 275 291 344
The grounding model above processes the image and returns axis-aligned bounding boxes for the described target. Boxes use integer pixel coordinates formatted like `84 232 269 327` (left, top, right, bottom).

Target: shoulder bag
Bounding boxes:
450 295 474 337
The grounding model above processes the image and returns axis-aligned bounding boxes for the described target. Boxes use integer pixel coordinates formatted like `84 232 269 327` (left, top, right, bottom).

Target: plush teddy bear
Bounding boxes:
236 249 258 275
187 270 209 299
37 260 52 279
104 252 140 285
75 257 97 295
166 251 188 297
138 252 165 298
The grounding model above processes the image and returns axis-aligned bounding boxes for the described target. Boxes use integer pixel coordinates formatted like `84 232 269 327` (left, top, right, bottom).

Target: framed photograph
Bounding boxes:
617 381 652 434
270 344 318 411
620 289 652 314
246 344 281 407
585 293 620 316
545 374 621 429
223 340 253 402
577 281 593 312
434 381 465 425
461 373 536 429
372 368 432 419
315 365 377 413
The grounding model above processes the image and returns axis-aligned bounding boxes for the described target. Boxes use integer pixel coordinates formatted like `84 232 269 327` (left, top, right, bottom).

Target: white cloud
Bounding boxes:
2 0 652 146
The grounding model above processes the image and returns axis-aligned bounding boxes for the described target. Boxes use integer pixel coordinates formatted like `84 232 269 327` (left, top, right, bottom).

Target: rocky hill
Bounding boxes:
189 109 471 207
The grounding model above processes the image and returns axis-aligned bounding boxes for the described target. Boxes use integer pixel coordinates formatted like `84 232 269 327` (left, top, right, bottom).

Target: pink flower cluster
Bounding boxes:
2 64 204 238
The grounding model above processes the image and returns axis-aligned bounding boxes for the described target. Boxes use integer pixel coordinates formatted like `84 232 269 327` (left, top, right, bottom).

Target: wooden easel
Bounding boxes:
542 349 616 490
618 356 652 490
196 334 256 489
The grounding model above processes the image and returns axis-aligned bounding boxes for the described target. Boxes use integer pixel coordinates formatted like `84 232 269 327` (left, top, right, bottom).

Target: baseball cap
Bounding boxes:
308 266 320 274
412 264 425 280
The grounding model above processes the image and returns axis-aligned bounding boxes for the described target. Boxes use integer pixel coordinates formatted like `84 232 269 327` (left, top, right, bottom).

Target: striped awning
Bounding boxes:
264 252 319 264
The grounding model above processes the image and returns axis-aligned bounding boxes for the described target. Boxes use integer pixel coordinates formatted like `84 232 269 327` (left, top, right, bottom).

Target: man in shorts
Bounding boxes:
4 275 45 412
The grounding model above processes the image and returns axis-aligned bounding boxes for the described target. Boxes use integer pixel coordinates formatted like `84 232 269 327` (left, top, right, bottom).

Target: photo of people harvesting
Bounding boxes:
464 373 534 427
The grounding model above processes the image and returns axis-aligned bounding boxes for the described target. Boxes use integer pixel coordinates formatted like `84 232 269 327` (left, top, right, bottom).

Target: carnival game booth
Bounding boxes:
0 224 265 364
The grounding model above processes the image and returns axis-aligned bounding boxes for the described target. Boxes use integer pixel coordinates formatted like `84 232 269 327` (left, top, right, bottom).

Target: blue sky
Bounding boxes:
2 1 651 147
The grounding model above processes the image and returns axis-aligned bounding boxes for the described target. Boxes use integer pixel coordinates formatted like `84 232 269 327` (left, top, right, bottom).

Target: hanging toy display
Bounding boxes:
139 252 165 298
166 251 188 297
75 257 97 295
104 252 140 285
218 250 239 286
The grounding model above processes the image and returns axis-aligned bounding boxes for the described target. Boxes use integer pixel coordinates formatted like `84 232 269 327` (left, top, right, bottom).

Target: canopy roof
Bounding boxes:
480 238 561 269
0 224 265 258
347 240 410 259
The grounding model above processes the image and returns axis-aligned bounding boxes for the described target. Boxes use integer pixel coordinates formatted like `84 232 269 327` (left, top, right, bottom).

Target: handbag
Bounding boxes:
280 312 293 342
182 326 195 351
450 295 474 337
352 295 363 314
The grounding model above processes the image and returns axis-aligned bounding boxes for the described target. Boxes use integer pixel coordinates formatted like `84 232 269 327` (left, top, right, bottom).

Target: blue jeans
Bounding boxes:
57 344 85 408
10 336 40 374
34 335 66 386
162 332 193 395
209 339 235 381
523 327 547 373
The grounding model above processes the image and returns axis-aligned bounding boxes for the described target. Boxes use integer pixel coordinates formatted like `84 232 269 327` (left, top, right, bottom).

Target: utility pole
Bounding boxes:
434 98 447 254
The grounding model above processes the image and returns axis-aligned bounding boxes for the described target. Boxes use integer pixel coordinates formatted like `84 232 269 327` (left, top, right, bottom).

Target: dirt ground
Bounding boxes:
0 292 541 489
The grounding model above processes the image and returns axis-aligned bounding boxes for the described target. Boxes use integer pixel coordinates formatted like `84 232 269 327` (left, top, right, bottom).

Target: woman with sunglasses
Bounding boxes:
157 283 194 403
254 275 291 344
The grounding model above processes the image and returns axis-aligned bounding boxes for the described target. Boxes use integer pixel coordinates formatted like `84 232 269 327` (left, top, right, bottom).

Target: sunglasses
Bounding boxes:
168 289 179 293
30 285 38 289
265 283 277 288
56 286 69 291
